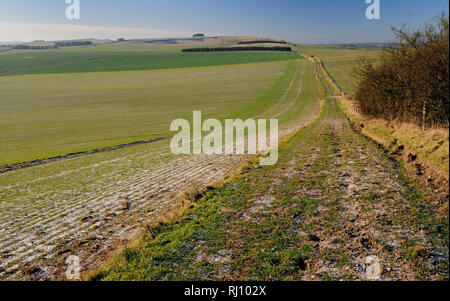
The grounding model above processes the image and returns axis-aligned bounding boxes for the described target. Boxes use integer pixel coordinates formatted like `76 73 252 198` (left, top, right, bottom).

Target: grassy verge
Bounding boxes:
338 97 449 179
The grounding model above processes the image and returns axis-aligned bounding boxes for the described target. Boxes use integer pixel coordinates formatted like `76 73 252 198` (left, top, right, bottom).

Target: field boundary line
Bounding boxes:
0 136 170 174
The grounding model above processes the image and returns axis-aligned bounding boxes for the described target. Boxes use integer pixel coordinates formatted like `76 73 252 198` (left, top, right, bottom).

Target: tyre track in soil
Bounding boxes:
0 59 311 280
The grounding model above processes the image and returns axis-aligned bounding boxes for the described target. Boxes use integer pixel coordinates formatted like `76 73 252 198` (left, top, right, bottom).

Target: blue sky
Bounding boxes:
0 0 448 43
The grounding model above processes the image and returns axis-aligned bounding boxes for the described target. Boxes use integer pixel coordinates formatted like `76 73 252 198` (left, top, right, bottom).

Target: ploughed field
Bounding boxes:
0 44 316 279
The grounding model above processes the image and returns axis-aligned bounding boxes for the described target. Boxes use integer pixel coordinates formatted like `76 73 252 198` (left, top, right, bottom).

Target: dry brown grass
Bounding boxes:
339 96 449 179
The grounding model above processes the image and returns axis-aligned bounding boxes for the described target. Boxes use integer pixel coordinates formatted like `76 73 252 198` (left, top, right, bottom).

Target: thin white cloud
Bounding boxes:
0 21 201 42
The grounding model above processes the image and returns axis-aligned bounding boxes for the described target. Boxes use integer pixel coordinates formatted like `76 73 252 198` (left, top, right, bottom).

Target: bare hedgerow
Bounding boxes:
355 12 449 129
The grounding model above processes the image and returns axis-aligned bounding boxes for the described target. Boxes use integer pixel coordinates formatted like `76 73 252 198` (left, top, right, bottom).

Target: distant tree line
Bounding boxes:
237 40 287 45
182 46 292 52
55 41 92 47
12 45 58 50
355 12 449 128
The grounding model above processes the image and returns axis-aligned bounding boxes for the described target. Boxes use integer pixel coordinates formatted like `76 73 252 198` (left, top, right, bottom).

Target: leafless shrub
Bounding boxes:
355 12 449 129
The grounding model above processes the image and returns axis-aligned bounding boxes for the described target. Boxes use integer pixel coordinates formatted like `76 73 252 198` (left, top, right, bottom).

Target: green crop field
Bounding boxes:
0 45 299 76
297 45 380 93
0 61 291 165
